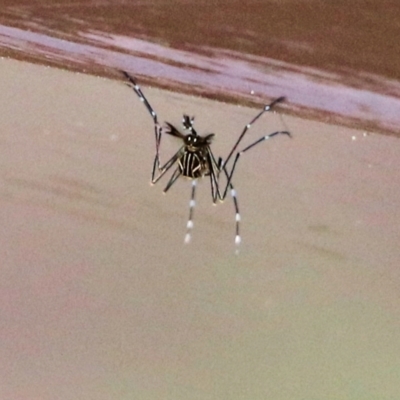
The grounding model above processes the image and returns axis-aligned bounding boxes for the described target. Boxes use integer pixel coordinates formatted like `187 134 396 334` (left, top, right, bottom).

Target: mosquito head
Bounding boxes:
184 133 214 151
182 114 195 131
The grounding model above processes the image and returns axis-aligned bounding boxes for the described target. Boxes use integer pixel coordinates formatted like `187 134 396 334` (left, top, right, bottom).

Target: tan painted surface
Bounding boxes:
1 58 400 399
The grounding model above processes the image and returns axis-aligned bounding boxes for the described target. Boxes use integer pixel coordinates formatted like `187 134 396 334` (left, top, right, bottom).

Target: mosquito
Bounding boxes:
121 71 291 249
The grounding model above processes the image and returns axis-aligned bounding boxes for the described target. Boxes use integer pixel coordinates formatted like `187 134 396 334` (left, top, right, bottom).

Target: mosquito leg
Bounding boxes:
151 124 162 180
222 130 291 199
151 147 183 185
163 167 182 193
209 172 217 204
216 161 241 249
207 150 222 204
184 180 197 244
223 97 286 169
229 185 241 251
121 71 162 180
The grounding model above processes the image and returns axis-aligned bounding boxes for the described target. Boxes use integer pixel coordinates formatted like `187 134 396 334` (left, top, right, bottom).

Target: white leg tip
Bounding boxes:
186 220 194 229
184 233 191 244
235 235 241 245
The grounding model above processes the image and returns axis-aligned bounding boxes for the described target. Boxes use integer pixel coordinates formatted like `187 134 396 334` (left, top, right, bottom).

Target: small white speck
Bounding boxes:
235 213 241 222
230 188 236 197
246 124 251 129
235 235 241 245
189 199 196 208
363 132 368 137
352 135 356 141
264 135 270 140
192 180 197 187
264 105 270 111
250 90 255 95
184 233 191 244
151 111 156 116
140 97 145 102
187 220 194 229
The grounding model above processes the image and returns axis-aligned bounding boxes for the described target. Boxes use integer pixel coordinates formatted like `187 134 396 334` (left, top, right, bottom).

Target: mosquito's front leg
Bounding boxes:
151 147 184 185
121 71 164 181
151 123 163 181
223 97 286 169
221 130 291 198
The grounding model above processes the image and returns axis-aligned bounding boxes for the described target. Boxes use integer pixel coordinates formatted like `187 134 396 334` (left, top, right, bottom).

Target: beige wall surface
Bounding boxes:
1 58 400 399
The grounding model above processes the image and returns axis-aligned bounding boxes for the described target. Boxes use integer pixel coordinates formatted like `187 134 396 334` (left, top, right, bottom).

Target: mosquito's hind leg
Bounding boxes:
184 180 197 244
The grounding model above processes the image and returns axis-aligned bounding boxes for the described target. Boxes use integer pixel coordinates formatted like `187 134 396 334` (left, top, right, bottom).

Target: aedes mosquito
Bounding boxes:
122 71 291 249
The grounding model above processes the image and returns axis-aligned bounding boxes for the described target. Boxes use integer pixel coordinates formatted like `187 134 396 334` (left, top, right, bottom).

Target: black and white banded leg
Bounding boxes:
184 179 197 244
223 97 286 167
184 179 241 249
221 97 291 198
121 71 162 182
230 185 241 247
222 130 291 198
